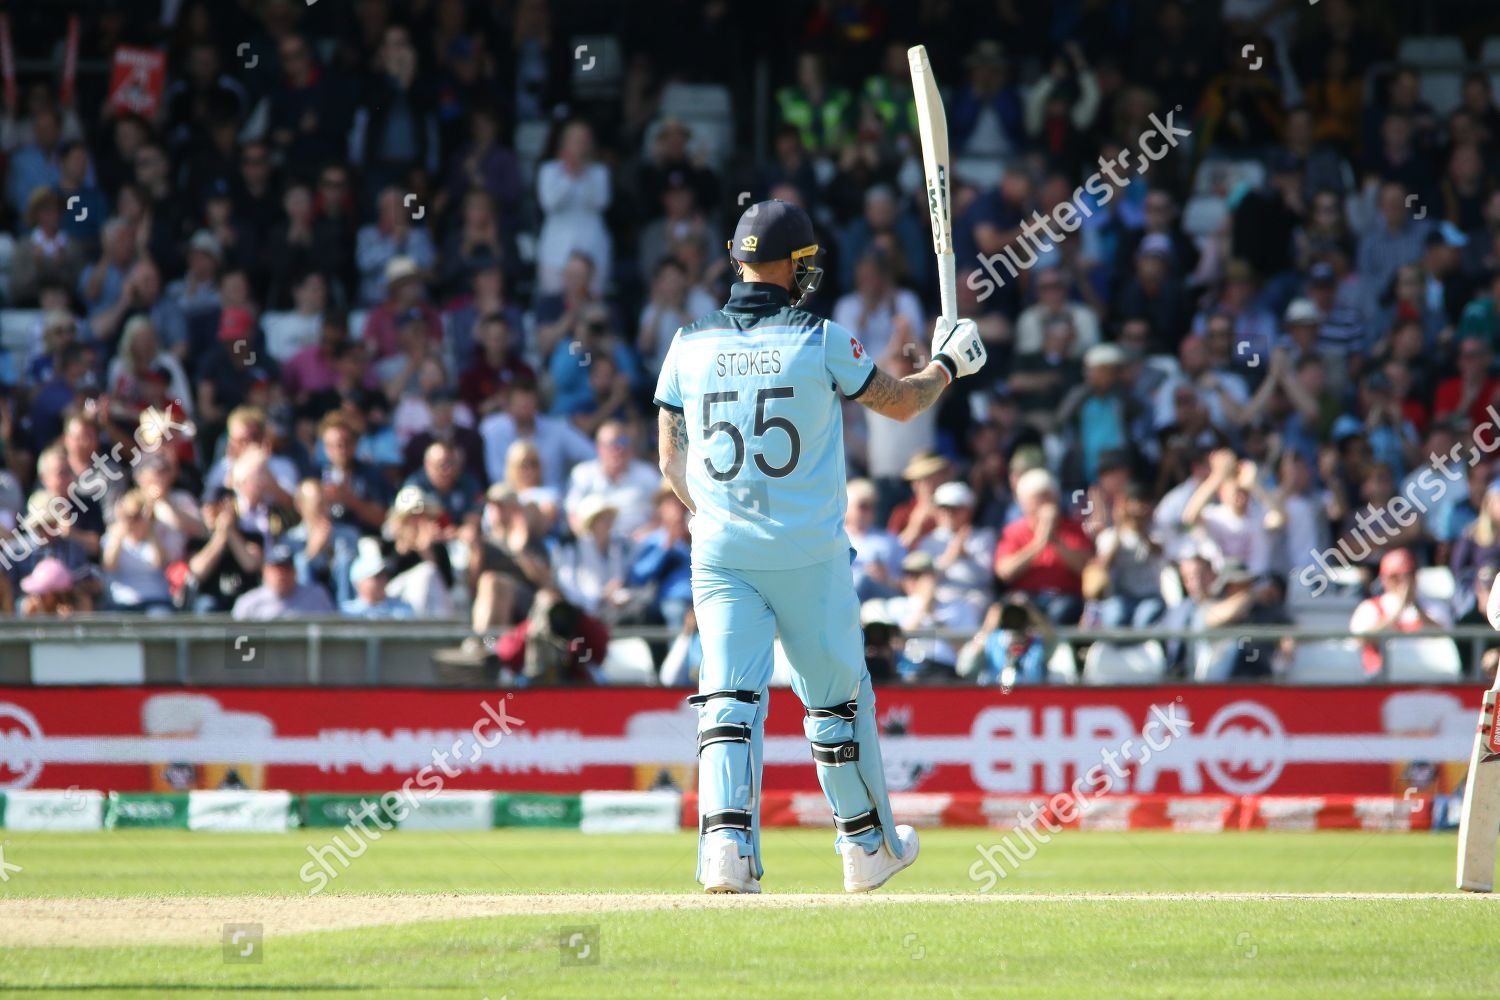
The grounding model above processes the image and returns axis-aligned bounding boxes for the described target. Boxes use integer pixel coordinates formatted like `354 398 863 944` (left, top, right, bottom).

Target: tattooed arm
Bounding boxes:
657 407 697 513
854 363 951 422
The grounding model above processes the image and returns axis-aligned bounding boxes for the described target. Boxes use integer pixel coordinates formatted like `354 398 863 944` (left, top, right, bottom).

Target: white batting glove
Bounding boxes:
932 317 987 382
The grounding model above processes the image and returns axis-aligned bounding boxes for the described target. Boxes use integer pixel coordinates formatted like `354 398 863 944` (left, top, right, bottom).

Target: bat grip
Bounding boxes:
938 254 958 325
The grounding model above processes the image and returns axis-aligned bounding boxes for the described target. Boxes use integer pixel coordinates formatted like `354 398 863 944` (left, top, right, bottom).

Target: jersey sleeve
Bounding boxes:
652 329 684 412
823 319 878 399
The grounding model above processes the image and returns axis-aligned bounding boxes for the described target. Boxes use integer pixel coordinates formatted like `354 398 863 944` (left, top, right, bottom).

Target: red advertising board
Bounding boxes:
0 685 1481 796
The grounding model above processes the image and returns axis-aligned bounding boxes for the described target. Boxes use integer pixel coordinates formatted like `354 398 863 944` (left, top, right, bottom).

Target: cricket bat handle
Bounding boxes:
938 252 957 326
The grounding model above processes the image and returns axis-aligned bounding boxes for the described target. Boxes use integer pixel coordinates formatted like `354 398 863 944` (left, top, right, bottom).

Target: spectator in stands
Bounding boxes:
285 312 356 401
11 189 84 307
952 41 1024 162
362 256 442 361
884 550 978 680
957 597 1057 687
284 478 359 607
847 477 905 601
16 556 92 618
627 488 693 629
994 468 1092 624
438 190 505 296
1198 564 1294 680
1115 235 1193 352
1434 336 1500 430
182 485 257 612
1441 461 1494 558
1183 450 1274 575
1086 482 1166 628
1451 482 1500 595
316 412 390 532
832 248 924 361
231 542 334 619
888 452 950 549
479 381 594 490
101 488 174 614
383 486 456 618
637 257 716 376
193 307 272 435
489 589 607 685
916 481 997 616
203 407 297 507
105 318 192 435
455 310 534 417
563 421 659 540
351 24 440 193
536 120 612 296
1350 548 1452 675
405 440 480 526
552 494 631 620
1357 182 1431 319
1456 563 1500 676
167 231 224 329
340 542 415 620
1014 269 1100 358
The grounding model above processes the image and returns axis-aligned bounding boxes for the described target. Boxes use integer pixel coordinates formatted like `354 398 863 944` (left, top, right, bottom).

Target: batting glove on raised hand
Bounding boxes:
932 317 987 382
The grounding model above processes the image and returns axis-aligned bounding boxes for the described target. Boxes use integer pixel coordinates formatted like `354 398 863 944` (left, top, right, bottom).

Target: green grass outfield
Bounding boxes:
0 828 1494 998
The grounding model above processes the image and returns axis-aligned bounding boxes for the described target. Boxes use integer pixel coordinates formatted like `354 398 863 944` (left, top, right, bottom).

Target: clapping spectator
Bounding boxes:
1350 548 1452 675
915 481 997 616
563 421 660 538
993 468 1093 624
101 489 173 613
535 121 611 296
1086 482 1166 628
284 478 360 606
627 488 693 629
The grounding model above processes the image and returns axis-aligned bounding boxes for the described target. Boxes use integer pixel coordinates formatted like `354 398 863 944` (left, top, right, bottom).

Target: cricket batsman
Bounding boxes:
653 200 987 892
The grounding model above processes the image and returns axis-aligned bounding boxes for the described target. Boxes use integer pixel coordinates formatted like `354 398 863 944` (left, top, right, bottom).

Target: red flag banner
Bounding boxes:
106 46 166 118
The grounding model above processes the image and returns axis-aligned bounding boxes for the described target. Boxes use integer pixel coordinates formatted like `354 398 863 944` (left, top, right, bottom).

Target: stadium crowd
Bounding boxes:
0 0 1497 685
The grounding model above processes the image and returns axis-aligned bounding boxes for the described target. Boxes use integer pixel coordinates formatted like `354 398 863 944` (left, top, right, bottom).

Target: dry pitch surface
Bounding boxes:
0 891 1480 948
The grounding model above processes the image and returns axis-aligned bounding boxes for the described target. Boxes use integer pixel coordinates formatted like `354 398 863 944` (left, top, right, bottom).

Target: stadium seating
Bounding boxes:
1384 636 1463 683
1286 639 1367 683
1082 641 1168 685
600 637 660 685
1395 36 1466 68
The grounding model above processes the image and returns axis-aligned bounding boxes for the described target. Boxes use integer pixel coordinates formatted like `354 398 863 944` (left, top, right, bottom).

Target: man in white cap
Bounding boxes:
340 541 414 619
915 480 996 615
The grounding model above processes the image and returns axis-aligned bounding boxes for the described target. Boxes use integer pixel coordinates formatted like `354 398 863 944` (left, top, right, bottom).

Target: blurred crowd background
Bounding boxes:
0 0 1498 686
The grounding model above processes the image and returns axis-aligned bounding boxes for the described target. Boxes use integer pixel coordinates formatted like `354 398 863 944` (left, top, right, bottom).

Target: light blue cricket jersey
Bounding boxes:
654 282 877 571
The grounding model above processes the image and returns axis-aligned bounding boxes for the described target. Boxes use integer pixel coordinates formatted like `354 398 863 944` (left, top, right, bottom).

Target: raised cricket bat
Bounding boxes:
1457 670 1500 891
908 45 957 326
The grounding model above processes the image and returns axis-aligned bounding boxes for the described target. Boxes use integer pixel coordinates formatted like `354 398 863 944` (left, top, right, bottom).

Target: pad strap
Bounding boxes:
688 689 761 707
834 810 879 836
701 809 753 834
811 741 859 766
806 700 858 721
698 724 752 755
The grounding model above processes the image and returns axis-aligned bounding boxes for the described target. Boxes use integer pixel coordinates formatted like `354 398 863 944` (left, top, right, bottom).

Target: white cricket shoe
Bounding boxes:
701 834 761 894
841 825 920 893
